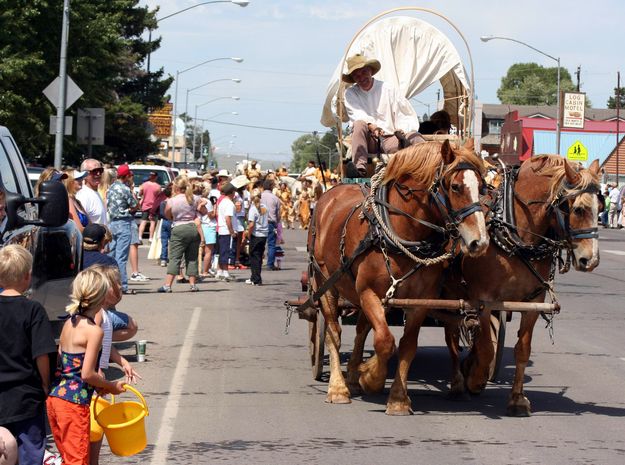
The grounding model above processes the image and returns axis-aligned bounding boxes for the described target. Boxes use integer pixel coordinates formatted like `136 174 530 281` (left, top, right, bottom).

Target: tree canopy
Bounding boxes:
607 87 625 109
290 129 339 173
497 62 576 106
0 0 171 166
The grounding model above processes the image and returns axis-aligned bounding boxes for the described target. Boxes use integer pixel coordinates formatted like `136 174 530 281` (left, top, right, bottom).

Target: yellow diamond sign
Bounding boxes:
566 141 588 161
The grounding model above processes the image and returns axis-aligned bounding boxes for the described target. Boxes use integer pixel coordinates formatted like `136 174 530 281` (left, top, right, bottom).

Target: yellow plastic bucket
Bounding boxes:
94 385 149 456
90 395 115 442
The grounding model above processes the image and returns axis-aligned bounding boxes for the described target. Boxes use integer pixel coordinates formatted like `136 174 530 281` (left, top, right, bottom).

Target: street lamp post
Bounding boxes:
170 58 242 162
481 35 561 154
146 0 250 74
306 139 335 172
190 97 239 165
184 78 241 161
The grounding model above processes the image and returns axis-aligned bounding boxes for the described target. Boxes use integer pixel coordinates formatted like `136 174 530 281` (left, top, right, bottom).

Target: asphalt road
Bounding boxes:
95 227 625 465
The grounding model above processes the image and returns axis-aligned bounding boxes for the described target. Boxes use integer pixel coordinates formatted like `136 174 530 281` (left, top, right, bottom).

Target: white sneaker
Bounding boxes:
130 272 149 282
222 272 232 282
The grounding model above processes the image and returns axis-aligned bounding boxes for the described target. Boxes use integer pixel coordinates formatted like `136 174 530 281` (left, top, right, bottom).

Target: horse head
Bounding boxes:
560 159 601 271
439 139 489 257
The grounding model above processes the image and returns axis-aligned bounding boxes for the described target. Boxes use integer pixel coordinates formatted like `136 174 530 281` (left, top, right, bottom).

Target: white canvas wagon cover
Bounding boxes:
320 16 471 129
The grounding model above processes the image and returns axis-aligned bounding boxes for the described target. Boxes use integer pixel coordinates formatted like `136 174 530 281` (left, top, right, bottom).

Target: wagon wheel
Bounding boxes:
308 310 326 381
488 311 507 381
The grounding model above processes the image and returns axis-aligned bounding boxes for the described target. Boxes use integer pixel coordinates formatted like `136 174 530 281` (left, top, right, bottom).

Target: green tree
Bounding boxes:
607 87 625 109
497 62 576 106
0 1 171 166
289 129 339 172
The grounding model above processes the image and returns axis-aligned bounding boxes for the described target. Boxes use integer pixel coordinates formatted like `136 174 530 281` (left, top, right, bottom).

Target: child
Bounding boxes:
0 245 56 465
89 265 141 465
46 269 125 465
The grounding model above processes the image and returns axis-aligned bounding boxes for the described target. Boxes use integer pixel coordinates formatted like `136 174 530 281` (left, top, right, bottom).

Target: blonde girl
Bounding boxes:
88 265 140 465
46 269 125 465
62 169 90 233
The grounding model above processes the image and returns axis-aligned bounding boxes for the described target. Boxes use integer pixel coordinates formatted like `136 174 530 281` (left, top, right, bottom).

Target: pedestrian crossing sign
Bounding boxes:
566 141 588 161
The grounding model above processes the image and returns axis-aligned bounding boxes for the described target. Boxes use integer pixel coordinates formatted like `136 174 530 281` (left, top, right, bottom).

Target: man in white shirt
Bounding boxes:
343 54 424 177
216 183 237 281
608 185 623 228
76 158 107 225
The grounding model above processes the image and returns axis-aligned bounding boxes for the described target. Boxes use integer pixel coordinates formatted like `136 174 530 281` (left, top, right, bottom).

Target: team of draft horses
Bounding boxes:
305 138 602 417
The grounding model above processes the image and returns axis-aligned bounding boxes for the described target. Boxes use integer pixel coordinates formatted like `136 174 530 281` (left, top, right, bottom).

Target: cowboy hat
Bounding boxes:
231 175 250 189
217 169 231 178
341 54 381 83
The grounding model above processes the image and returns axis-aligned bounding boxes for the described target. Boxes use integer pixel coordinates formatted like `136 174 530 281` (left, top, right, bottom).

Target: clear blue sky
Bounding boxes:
142 0 624 165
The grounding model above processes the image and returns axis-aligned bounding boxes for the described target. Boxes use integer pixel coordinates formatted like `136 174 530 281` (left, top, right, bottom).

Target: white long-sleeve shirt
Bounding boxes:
344 79 420 135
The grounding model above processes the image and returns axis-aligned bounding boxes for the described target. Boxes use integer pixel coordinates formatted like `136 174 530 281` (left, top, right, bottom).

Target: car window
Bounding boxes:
0 136 20 193
133 169 169 187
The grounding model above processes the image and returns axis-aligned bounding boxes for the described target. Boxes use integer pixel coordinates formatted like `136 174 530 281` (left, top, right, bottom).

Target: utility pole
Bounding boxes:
53 0 71 169
576 66 581 91
617 71 620 186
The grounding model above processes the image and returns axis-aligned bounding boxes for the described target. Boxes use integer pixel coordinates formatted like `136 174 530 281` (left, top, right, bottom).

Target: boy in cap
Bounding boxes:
342 53 423 177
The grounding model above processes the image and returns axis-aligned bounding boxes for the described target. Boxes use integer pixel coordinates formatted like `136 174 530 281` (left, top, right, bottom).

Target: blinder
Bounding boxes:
550 184 600 242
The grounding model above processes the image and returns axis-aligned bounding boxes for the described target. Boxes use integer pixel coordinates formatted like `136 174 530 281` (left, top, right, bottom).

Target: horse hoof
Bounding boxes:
385 402 413 416
506 395 531 417
325 387 351 404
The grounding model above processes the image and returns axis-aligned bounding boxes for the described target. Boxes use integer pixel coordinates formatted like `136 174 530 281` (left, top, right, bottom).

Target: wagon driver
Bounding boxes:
342 54 424 177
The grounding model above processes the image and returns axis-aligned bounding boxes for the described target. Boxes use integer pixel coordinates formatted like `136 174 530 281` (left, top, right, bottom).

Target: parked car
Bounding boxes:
128 164 176 190
0 126 80 337
27 166 45 188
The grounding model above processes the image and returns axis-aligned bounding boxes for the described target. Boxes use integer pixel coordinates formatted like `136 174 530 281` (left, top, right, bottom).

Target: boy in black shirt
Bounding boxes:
0 245 56 465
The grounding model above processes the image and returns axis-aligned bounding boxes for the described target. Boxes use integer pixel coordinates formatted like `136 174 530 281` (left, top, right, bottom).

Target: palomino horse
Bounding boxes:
308 140 489 414
443 155 601 416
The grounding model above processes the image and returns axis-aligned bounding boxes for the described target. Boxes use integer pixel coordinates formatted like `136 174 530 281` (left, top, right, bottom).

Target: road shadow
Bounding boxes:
314 345 625 418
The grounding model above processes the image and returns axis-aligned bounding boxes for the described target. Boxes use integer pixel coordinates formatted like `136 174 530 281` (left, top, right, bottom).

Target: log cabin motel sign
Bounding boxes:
562 92 586 129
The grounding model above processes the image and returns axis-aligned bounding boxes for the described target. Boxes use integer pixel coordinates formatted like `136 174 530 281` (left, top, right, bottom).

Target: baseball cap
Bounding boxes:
50 171 69 182
149 171 157 177
117 164 132 177
73 170 88 181
82 223 106 245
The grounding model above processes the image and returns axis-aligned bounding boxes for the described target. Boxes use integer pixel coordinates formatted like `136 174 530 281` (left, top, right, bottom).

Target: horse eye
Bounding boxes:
572 206 585 216
450 183 461 193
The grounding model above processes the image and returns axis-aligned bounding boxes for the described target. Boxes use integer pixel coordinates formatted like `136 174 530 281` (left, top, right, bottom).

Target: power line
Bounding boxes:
204 119 320 134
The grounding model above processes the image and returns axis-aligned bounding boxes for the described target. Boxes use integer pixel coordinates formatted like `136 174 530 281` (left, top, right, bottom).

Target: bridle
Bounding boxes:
548 183 600 243
391 161 486 239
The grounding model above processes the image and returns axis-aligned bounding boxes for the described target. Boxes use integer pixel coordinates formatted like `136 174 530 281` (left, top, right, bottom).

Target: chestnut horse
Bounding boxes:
443 155 601 416
307 140 489 414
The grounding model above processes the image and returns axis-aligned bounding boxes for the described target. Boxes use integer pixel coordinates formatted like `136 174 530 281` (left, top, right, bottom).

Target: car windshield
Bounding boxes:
133 169 169 187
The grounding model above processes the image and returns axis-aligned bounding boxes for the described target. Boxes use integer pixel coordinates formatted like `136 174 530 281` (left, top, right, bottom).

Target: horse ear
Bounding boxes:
441 139 455 164
588 159 600 175
564 159 581 185
463 137 475 151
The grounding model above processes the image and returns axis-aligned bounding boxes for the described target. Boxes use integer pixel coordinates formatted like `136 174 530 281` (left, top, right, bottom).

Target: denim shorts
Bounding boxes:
201 224 217 244
108 309 130 330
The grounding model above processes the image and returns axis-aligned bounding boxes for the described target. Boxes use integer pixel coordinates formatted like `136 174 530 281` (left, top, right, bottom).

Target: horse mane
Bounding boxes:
530 155 600 207
382 141 485 186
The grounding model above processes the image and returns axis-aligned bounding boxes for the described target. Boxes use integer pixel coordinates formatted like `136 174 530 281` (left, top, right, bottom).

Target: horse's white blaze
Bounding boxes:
459 171 488 246
573 194 600 269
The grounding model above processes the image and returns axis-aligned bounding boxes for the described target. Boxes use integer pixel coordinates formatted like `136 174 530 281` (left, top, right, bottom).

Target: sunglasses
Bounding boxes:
89 168 104 176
